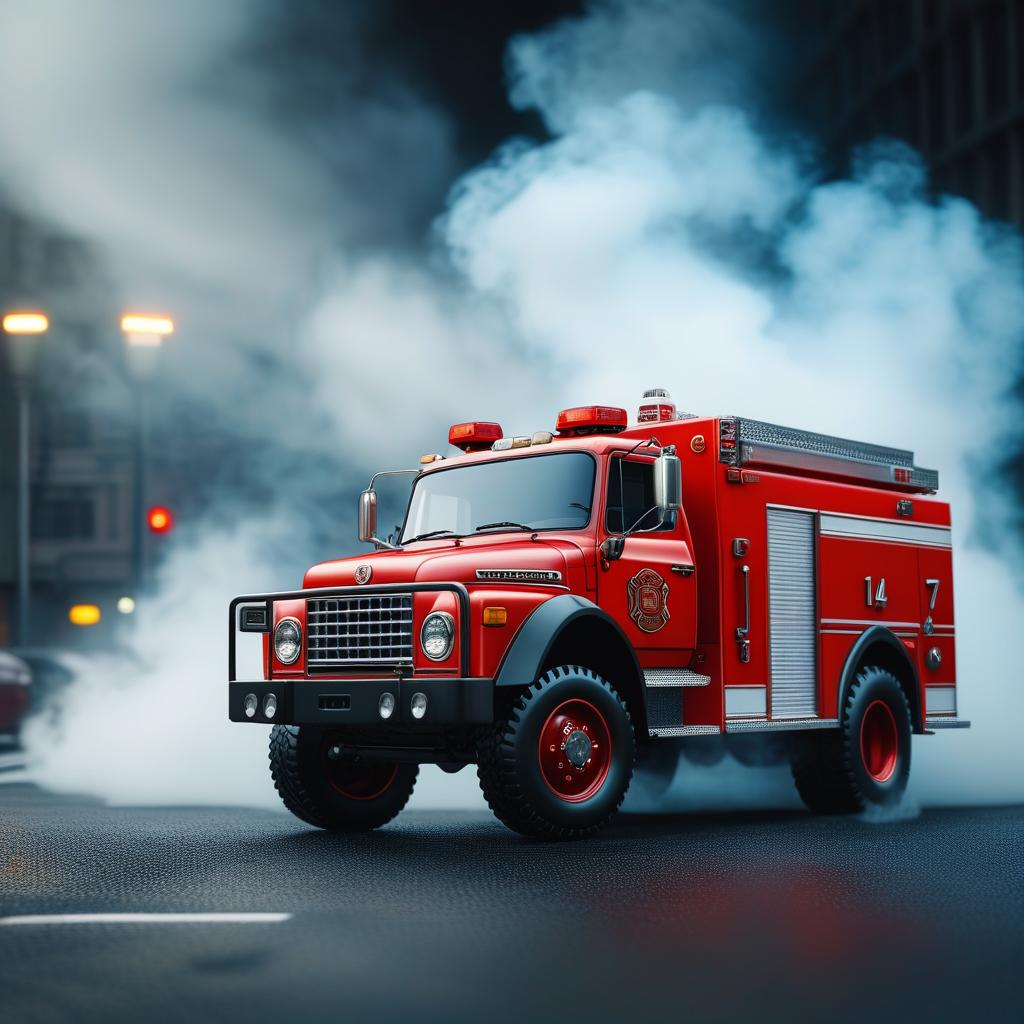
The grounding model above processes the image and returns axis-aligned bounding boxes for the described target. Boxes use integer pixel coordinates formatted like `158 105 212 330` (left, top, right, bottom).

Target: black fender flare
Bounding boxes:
495 593 643 693
837 626 922 732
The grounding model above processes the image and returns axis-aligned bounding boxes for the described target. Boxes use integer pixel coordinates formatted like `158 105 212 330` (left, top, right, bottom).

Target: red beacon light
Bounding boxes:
555 405 628 437
449 421 503 453
637 387 677 423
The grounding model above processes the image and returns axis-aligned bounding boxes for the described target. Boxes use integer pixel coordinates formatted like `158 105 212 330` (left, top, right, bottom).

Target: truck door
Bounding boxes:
597 453 697 658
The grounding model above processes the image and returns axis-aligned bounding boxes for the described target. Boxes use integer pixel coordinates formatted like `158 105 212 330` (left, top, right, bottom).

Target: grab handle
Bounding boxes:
735 564 751 663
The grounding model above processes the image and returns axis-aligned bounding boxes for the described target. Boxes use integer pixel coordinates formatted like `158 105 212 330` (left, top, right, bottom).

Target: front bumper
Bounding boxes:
229 676 493 727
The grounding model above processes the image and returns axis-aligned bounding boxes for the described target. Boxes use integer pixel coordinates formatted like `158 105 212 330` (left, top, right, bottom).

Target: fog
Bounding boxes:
11 0 1024 812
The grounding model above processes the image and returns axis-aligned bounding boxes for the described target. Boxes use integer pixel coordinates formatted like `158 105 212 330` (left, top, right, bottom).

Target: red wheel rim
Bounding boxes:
326 757 398 801
537 698 612 803
860 699 899 783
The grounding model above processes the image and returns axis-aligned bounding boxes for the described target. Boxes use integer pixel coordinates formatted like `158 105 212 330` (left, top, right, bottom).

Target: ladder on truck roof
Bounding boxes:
717 417 939 494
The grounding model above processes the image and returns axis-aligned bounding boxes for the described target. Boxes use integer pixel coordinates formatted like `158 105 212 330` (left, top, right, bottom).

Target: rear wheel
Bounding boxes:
791 666 912 814
269 725 417 831
477 666 635 840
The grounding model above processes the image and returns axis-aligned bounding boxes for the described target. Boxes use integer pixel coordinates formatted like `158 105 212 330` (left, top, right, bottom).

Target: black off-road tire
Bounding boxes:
791 666 912 814
477 666 635 840
269 725 418 831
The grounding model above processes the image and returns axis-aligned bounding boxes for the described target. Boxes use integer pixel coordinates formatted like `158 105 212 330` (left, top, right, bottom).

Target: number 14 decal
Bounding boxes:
864 576 888 609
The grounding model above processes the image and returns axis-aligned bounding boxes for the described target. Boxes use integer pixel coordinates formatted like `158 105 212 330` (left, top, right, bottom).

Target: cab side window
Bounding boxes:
605 457 675 534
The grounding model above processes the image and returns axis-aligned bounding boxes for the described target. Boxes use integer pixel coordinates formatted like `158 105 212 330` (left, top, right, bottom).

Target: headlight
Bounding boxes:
420 612 455 662
274 617 302 665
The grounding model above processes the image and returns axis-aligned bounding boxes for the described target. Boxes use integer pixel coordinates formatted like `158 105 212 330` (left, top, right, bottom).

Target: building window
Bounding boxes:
47 406 93 448
925 47 947 152
32 488 96 541
1017 0 1024 101
951 20 975 135
981 2 1010 117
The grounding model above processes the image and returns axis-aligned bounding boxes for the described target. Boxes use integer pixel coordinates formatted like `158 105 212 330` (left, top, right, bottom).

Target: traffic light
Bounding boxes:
147 505 173 534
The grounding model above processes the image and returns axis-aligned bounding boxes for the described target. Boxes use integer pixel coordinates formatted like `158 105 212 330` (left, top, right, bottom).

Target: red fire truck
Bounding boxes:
229 390 967 839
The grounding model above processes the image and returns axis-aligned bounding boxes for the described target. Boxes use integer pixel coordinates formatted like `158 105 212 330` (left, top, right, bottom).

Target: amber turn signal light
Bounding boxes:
483 607 507 627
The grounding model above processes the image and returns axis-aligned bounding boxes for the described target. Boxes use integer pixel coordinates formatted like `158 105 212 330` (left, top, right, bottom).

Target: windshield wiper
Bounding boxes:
404 529 462 543
474 521 535 533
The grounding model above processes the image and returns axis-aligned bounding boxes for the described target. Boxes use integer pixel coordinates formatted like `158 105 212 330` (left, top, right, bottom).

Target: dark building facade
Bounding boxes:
796 0 1024 229
0 205 139 650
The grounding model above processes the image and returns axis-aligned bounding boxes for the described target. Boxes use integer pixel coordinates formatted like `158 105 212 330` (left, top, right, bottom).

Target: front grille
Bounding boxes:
306 594 413 668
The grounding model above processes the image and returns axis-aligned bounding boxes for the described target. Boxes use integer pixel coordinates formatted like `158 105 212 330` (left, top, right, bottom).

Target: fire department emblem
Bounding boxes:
354 564 372 585
627 568 670 633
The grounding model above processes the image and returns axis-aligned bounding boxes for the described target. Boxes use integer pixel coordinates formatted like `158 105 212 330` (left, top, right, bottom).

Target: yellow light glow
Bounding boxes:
3 312 49 335
120 314 174 336
483 607 508 627
69 604 102 626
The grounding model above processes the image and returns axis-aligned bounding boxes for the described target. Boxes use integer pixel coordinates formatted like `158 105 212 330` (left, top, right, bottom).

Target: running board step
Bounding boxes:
644 669 711 688
650 725 721 738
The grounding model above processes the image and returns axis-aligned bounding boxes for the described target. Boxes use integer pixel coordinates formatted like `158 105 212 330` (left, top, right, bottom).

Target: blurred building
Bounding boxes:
0 203 138 649
795 0 1024 229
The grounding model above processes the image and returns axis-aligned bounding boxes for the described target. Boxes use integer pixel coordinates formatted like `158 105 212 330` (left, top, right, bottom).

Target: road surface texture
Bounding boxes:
0 781 1020 1024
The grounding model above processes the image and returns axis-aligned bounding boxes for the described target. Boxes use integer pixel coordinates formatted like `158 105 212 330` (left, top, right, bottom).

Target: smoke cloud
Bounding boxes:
12 0 1024 811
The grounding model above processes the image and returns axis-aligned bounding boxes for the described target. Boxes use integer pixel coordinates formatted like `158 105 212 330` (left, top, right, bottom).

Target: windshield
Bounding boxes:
401 452 595 542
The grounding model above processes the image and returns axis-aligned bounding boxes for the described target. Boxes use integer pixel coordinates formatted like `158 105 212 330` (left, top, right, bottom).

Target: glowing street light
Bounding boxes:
121 312 174 378
116 596 136 615
3 312 49 334
3 309 49 645
68 604 102 627
120 312 174 589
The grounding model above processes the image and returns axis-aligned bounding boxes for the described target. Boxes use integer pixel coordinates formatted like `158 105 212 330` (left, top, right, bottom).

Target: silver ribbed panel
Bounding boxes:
719 417 939 492
644 669 711 688
645 687 685 731
307 594 413 667
767 509 818 719
738 419 913 467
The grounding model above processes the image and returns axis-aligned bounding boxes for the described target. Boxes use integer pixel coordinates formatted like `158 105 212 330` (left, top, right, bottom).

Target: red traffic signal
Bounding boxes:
147 505 173 534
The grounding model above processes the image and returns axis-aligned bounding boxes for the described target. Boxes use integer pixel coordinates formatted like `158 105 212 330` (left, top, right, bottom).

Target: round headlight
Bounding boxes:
420 612 455 662
274 617 302 665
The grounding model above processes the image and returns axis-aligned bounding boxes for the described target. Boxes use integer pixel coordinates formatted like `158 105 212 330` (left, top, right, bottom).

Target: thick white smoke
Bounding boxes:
14 0 1024 811
443 8 1024 806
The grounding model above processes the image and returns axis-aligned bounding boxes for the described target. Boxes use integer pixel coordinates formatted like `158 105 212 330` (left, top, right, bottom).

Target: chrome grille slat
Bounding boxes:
306 593 414 666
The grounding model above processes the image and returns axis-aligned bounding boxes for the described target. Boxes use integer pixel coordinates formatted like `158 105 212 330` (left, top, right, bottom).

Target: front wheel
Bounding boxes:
791 666 912 814
269 725 418 831
477 666 635 840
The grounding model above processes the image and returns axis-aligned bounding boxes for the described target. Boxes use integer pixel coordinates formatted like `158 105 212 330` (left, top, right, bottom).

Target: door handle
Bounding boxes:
735 564 751 663
671 563 695 576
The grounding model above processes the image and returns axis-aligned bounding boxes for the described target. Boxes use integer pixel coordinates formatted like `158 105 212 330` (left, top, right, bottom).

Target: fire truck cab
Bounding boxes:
229 390 966 839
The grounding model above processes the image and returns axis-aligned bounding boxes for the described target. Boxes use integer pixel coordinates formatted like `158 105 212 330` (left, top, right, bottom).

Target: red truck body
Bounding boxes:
229 393 965 838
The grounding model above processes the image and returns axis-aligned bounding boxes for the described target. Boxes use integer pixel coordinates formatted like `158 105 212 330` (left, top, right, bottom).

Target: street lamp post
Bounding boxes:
2 311 49 646
120 314 173 590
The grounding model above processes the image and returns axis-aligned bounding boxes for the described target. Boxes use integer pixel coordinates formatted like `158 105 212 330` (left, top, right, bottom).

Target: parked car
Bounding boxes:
0 650 32 739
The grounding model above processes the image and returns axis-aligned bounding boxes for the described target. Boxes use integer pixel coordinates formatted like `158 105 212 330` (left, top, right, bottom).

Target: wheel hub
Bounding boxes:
860 699 899 783
537 698 613 803
564 729 593 768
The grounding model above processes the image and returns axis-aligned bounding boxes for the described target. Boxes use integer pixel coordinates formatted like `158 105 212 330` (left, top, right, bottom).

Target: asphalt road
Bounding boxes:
0 777 1021 1024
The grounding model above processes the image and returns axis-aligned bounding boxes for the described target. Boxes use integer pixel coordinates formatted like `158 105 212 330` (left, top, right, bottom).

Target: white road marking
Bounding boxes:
0 913 292 926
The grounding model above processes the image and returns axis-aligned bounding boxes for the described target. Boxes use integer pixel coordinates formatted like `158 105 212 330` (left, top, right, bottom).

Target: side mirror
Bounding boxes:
653 447 682 514
600 536 625 562
358 489 378 545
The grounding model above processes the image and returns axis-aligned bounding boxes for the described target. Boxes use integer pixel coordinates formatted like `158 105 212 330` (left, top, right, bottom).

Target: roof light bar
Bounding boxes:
555 406 628 436
491 435 531 451
449 421 503 453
